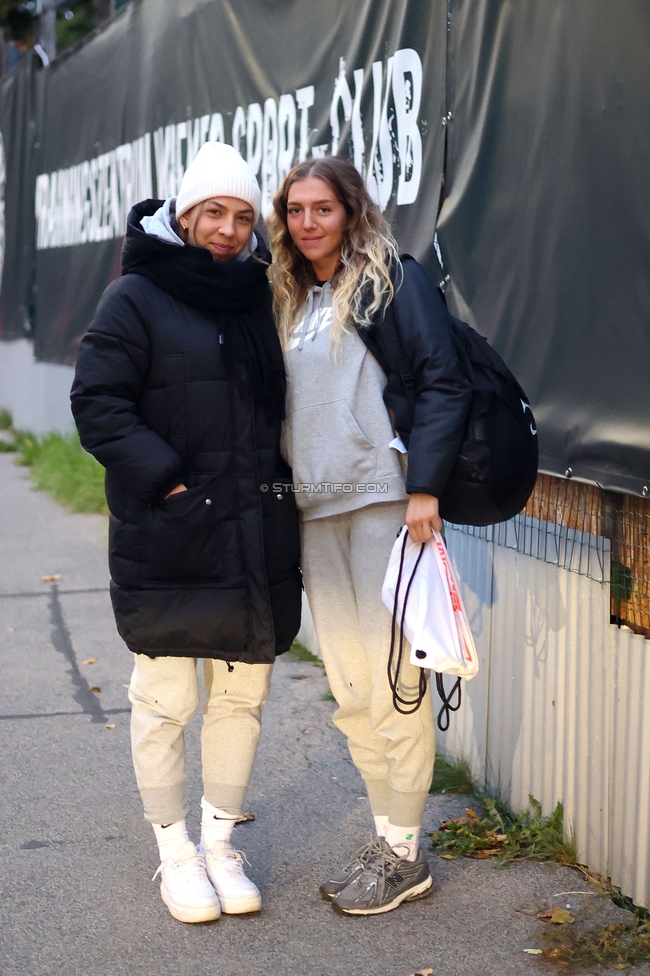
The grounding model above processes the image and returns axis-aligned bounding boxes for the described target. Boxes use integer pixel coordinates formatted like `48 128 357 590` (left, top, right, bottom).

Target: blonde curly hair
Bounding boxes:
267 158 401 349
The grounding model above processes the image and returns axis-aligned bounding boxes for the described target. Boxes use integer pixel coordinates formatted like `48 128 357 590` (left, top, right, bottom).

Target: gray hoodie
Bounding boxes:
282 284 408 519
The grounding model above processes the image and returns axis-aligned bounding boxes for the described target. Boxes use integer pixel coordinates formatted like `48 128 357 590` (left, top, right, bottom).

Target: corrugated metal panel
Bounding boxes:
440 529 494 784
487 549 611 875
296 592 323 660
609 625 650 907
444 525 650 906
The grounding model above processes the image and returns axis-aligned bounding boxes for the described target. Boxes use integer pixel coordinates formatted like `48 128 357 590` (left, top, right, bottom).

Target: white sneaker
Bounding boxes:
201 843 262 914
152 841 221 923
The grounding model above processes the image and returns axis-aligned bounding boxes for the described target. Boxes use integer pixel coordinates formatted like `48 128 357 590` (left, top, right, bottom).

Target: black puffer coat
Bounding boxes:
71 201 301 663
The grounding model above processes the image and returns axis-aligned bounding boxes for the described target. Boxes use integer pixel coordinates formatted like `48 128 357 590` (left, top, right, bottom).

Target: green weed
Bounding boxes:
538 918 650 971
321 691 336 702
16 430 108 515
430 795 577 867
430 753 476 794
287 641 324 667
0 409 17 451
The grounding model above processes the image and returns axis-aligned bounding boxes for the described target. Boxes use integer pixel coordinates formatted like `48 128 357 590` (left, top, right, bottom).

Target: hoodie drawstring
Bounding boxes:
296 283 330 350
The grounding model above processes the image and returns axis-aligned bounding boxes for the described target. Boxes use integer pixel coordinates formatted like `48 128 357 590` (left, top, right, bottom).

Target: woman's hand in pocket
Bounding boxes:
164 483 188 499
406 492 442 542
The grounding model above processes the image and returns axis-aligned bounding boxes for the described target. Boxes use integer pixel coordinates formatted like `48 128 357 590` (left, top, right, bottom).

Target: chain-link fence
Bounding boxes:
450 474 650 639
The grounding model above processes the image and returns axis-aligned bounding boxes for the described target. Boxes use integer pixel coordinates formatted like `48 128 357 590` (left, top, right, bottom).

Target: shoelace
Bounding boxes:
342 836 385 871
207 847 251 876
151 847 207 884
358 846 405 883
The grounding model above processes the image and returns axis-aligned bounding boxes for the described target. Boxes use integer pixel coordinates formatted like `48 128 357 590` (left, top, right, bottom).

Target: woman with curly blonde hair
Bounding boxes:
268 157 471 917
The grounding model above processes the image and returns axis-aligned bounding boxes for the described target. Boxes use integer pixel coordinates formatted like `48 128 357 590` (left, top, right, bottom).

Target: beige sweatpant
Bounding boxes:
301 501 435 828
128 654 273 824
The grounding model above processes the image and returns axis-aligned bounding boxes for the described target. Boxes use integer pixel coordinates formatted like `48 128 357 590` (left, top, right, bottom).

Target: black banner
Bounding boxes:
0 0 648 497
438 0 650 497
0 53 40 339
30 0 447 363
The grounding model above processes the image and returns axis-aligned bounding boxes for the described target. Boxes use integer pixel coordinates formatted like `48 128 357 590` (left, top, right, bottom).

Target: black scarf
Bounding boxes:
122 200 286 422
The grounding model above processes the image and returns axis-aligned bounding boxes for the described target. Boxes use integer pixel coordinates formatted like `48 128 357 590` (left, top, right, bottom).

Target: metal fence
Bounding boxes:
451 474 650 639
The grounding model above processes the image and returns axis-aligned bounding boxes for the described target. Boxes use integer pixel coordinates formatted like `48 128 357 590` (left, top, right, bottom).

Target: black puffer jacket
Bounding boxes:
357 256 472 498
71 200 301 663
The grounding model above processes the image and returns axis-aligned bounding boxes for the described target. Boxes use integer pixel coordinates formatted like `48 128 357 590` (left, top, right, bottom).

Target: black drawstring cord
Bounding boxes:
435 673 462 731
387 531 428 715
387 529 464 729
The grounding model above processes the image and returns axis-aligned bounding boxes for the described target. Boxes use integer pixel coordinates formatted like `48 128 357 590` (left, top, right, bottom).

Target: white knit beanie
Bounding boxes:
175 142 261 221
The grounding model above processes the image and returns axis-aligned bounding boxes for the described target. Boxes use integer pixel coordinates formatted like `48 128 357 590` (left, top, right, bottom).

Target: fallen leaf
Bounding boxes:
536 906 575 925
465 808 479 819
41 574 61 582
409 970 434 976
439 853 457 860
81 657 96 666
89 686 101 693
466 848 501 859
7 627 14 632
523 949 543 955
235 811 255 824
439 816 477 829
104 723 116 730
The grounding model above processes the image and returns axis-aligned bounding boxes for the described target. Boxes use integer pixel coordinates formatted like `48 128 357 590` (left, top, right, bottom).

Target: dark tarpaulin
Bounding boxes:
31 0 447 364
437 0 650 496
0 53 41 340
32 9 132 363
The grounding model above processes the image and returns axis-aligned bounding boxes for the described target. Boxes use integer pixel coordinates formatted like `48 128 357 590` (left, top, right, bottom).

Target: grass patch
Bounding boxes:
430 753 476 794
321 690 336 702
15 429 108 514
430 795 577 867
0 408 12 430
287 641 324 667
538 918 650 971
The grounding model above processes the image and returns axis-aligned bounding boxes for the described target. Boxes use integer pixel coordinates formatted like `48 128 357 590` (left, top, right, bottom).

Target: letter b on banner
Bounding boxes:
393 48 423 206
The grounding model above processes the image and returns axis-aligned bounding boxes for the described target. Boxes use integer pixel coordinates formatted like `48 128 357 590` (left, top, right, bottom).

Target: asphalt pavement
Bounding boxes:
0 453 640 976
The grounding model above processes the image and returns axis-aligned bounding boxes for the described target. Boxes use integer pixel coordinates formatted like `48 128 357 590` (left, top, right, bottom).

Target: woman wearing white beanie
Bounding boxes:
72 143 301 923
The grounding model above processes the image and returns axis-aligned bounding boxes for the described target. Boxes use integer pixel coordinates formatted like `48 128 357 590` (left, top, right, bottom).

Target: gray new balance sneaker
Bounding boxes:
331 842 433 915
319 837 385 900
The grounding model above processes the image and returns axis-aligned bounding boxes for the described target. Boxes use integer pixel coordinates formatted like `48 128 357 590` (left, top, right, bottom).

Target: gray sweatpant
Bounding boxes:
301 501 436 828
128 655 273 824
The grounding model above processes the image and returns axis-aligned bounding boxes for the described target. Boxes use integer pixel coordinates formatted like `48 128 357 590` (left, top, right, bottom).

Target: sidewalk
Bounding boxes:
0 454 639 976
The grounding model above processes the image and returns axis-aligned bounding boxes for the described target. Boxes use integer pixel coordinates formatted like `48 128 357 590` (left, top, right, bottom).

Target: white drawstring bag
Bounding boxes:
382 526 479 728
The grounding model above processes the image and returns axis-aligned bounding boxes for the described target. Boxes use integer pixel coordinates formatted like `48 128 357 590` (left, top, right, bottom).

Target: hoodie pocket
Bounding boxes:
290 399 377 497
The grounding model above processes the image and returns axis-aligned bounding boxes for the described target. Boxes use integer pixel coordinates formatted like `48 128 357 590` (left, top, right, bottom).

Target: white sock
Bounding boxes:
152 819 191 861
200 796 238 851
384 823 420 862
373 815 389 839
